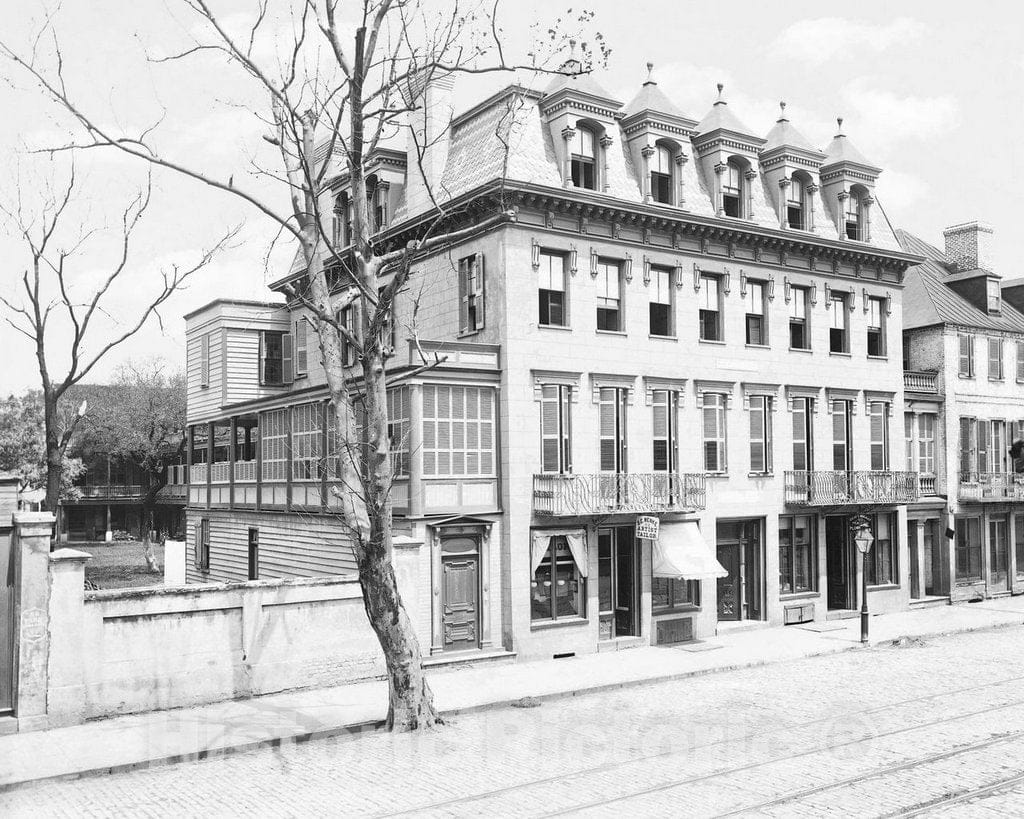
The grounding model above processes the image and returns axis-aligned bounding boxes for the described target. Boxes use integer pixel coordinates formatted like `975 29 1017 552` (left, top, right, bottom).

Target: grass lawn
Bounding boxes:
77 541 165 589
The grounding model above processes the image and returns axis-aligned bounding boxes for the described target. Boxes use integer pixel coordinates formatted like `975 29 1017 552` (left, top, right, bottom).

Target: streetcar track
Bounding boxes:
379 671 1024 817
892 770 1024 817
540 700 1024 818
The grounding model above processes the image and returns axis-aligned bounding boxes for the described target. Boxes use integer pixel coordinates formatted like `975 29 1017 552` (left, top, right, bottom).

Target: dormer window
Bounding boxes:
651 144 673 204
571 127 597 190
787 174 809 230
332 192 353 247
845 190 863 240
722 161 743 218
987 279 1002 314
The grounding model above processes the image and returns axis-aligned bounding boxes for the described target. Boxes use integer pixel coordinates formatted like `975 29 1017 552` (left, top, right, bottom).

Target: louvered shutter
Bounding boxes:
978 420 989 474
281 332 293 384
200 333 210 387
541 386 559 472
599 389 616 471
295 319 308 375
258 331 266 386
458 258 469 334
474 253 486 330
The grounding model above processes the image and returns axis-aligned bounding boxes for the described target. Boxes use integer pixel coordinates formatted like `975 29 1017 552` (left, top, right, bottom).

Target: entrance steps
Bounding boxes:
715 620 771 636
826 609 860 621
910 595 951 609
424 647 516 673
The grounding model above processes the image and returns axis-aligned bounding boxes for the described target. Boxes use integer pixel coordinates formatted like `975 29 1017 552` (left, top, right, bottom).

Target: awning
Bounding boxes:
531 529 589 577
652 521 727 580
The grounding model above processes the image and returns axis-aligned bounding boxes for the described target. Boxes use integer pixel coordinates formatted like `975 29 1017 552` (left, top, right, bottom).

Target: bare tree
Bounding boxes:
2 0 607 730
0 162 233 523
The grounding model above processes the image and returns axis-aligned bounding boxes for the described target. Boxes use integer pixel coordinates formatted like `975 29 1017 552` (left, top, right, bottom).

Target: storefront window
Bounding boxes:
956 517 982 581
652 577 699 610
866 512 896 586
779 515 816 594
531 536 585 621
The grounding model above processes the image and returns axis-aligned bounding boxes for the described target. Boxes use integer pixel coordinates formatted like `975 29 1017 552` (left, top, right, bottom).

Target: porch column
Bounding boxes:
228 417 237 509
206 421 214 510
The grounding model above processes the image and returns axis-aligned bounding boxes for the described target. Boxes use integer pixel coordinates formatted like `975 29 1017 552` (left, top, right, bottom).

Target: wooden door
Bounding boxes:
826 516 850 609
716 544 741 621
0 530 14 714
442 556 479 651
990 517 1010 592
742 522 763 621
614 532 638 637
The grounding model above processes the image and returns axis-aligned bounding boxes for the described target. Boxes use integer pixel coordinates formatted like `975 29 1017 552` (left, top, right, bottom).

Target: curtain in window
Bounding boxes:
531 529 588 576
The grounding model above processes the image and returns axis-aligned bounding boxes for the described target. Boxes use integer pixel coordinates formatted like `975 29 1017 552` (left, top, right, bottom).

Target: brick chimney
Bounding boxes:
402 72 455 219
943 221 995 273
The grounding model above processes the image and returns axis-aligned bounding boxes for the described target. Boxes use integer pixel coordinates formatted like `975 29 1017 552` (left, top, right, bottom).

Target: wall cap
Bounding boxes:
50 548 92 563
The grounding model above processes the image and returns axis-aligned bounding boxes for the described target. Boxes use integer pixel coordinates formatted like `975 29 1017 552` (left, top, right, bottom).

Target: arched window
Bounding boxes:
787 175 805 230
571 127 597 190
333 192 352 247
845 189 864 240
651 144 673 204
722 160 744 218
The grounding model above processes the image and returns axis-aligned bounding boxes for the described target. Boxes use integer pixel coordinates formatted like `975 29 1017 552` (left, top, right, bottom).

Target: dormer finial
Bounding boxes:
836 116 845 136
645 61 655 84
717 82 725 102
778 101 787 122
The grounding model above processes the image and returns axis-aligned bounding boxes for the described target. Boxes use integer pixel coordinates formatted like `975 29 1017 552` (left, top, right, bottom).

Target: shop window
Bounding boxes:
538 251 568 327
956 516 982 581
779 514 816 594
865 512 896 586
531 535 586 621
652 578 699 611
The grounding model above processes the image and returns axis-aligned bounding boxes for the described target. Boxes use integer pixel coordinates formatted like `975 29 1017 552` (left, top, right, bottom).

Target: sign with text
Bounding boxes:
636 516 660 541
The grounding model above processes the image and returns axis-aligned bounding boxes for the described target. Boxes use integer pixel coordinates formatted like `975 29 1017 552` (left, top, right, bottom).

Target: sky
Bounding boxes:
0 0 1019 394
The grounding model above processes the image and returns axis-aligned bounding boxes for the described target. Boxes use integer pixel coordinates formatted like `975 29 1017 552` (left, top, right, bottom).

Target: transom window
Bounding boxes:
538 251 567 327
571 127 597 190
789 286 809 350
595 260 622 332
745 280 766 345
649 266 674 336
651 144 673 204
699 275 722 341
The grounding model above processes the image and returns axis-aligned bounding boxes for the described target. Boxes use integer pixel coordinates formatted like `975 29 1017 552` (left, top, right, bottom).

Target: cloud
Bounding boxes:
873 169 928 214
772 17 927 66
839 79 958 152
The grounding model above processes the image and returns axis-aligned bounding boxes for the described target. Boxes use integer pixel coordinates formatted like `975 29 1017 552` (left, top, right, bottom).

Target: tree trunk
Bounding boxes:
140 473 163 573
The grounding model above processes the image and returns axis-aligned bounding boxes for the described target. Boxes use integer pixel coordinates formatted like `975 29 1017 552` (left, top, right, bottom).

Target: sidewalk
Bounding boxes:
3 597 1024 791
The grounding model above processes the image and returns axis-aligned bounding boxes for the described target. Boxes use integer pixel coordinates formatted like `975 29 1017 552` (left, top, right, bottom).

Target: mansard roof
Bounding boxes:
822 119 880 173
762 104 822 158
542 65 622 108
695 87 762 144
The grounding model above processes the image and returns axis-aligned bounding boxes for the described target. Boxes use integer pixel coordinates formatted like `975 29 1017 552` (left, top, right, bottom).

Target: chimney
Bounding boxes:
942 221 995 273
403 72 455 218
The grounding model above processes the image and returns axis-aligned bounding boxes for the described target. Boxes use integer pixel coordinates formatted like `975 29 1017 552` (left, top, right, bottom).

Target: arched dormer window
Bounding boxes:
571 126 597 190
333 192 352 247
846 187 865 240
651 144 673 204
722 159 745 218
787 172 810 230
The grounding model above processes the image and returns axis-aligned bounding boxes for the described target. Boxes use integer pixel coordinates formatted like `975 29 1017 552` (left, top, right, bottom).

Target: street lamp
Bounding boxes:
852 515 875 644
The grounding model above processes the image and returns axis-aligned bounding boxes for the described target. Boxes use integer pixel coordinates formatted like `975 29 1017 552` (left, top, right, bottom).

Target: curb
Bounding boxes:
2 616 1022 792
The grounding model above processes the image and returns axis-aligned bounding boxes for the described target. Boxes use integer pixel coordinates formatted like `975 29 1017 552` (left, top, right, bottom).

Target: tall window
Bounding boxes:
294 318 309 377
792 397 813 470
786 176 805 230
596 260 622 331
870 401 890 470
699 275 722 341
422 386 495 477
247 527 259 581
260 408 288 482
829 293 849 353
956 516 982 580
291 403 322 481
722 161 743 218
338 305 359 367
702 393 727 473
332 193 352 247
538 251 567 327
991 420 1007 474
458 253 485 334
598 387 628 473
988 279 1002 313
845 191 863 240
865 512 895 586
918 414 936 475
959 334 975 377
649 266 674 337
531 535 585 621
196 517 210 572
540 385 572 474
749 395 773 474
260 330 291 385
832 400 852 471
989 337 1004 381
867 297 886 357
745 280 767 345
779 515 815 594
650 144 673 204
789 286 809 350
960 416 978 478
652 390 678 472
387 386 410 477
570 127 597 190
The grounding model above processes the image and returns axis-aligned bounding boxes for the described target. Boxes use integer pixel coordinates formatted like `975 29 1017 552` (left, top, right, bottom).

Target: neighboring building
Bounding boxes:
184 68 924 663
901 223 1024 603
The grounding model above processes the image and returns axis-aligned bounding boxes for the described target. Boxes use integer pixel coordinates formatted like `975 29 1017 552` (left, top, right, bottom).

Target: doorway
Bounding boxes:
826 516 854 610
716 519 764 622
990 515 1010 593
440 536 481 651
598 526 639 640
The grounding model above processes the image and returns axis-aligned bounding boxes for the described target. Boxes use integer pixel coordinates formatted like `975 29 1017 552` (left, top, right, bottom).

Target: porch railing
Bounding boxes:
210 462 231 484
958 472 1024 502
77 485 144 499
785 470 919 506
189 463 208 484
904 370 938 393
234 460 257 482
533 472 706 516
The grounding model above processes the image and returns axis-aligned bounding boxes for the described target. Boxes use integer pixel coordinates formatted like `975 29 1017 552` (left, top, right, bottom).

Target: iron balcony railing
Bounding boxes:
958 472 1024 502
77 484 144 499
784 470 919 506
903 370 938 393
533 472 706 516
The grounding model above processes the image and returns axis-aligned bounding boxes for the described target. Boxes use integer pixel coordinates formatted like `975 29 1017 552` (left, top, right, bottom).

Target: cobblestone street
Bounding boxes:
8 625 1024 817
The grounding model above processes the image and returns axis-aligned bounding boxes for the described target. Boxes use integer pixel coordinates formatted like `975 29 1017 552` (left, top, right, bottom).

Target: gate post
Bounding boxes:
13 512 55 731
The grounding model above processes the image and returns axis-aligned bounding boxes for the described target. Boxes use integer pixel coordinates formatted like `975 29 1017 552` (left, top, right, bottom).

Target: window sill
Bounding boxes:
745 343 770 350
747 472 775 478
829 351 852 358
457 330 482 339
705 472 729 478
989 378 1005 383
653 605 701 615
780 591 820 601
789 346 813 354
867 355 888 362
530 616 589 631
293 373 308 380
649 334 678 341
958 374 975 380
699 338 726 346
538 323 572 331
867 583 899 592
595 329 627 337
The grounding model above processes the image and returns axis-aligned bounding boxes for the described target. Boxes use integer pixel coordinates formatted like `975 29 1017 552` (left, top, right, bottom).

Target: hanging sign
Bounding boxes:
636 516 660 541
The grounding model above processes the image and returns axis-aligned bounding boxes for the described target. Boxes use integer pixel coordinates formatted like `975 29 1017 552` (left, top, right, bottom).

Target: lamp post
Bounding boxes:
851 515 875 644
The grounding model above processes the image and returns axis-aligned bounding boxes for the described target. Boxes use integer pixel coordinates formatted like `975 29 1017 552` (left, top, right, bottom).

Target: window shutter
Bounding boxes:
295 319 308 375
978 420 989 474
458 258 469 334
200 333 210 387
282 332 294 384
194 522 201 568
258 331 266 386
474 253 486 329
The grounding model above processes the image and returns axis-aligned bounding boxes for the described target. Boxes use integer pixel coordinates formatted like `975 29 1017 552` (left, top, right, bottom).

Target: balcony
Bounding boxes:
785 470 919 507
918 474 939 497
904 370 938 393
958 472 1024 502
533 472 707 517
77 485 144 499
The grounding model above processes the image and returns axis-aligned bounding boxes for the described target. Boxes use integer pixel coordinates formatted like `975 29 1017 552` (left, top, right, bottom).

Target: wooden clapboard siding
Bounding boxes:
224 328 263 406
186 509 357 584
186 329 224 422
